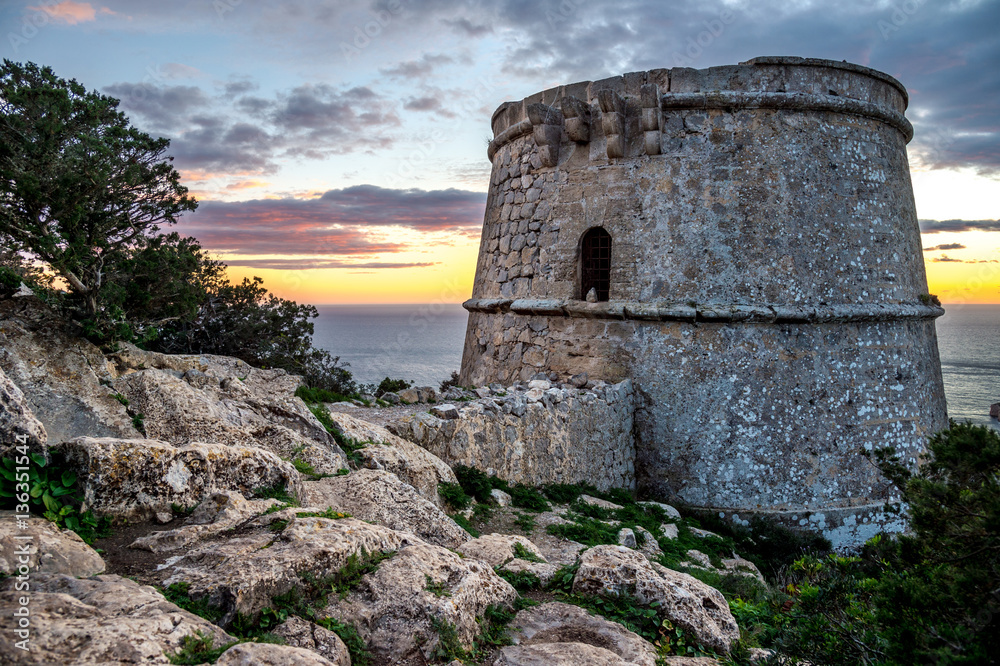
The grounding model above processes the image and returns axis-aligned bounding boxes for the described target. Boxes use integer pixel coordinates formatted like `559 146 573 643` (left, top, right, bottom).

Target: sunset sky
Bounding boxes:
3 0 998 304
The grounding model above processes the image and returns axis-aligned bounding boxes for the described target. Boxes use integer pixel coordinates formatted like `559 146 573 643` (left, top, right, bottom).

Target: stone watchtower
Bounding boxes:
459 57 948 546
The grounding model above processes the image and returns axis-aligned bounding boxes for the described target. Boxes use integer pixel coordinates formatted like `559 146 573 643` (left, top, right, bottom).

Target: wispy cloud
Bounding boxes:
28 1 112 24
923 242 967 251
176 185 486 259
920 219 1000 234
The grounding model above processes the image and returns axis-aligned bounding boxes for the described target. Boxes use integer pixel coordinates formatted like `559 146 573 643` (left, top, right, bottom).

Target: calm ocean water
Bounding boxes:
313 303 1000 428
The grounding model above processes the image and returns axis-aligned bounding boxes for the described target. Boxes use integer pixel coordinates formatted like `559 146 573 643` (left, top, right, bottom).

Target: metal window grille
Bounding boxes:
581 228 612 301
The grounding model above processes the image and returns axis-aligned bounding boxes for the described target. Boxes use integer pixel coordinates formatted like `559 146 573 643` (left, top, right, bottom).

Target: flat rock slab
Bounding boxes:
572 545 739 654
158 516 407 617
55 436 303 522
458 533 546 567
0 512 105 577
0 365 46 457
326 542 517 661
216 642 339 665
493 641 636 665
0 573 233 665
130 491 281 553
272 616 351 666
326 411 457 502
304 469 470 548
509 602 658 666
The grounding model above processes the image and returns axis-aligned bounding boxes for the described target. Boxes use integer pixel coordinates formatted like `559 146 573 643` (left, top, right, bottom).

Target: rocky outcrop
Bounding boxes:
508 602 658 666
0 298 138 443
0 366 47 458
458 533 546 567
326 411 457 502
991 402 999 419
572 545 740 654
493 642 636 665
0 512 105 577
272 616 351 666
304 470 471 548
0 573 234 665
55 437 303 522
130 491 282 553
215 643 340 665
157 517 408 618
326 542 517 661
389 380 634 490
114 366 347 475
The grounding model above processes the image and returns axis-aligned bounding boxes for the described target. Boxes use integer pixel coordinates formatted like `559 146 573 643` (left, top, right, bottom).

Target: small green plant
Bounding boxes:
112 392 129 407
171 502 196 517
316 618 371 666
251 482 298 505
131 412 146 433
0 453 110 544
497 567 541 591
918 293 942 306
328 549 394 597
429 615 468 662
512 541 544 563
295 508 351 520
450 512 480 538
337 438 368 467
438 482 472 510
372 376 412 397
454 464 494 503
166 630 236 665
513 512 536 533
160 582 224 623
472 501 493 523
424 574 452 598
295 385 354 404
508 484 549 511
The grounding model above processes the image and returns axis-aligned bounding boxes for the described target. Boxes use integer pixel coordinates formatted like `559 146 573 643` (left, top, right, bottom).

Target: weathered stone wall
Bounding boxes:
388 380 635 491
459 57 949 548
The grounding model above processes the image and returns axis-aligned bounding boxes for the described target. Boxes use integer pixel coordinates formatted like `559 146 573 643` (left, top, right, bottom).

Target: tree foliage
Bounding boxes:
0 59 197 318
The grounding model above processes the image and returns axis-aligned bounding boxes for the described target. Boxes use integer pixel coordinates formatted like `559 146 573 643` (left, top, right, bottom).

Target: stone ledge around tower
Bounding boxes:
463 298 945 323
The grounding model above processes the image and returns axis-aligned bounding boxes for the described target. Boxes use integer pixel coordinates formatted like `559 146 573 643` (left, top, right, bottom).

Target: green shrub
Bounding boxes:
0 453 110 544
166 630 236 665
450 512 480 538
438 482 472 511
496 568 541 591
371 377 411 397
453 464 494 503
251 482 298 505
508 484 549 511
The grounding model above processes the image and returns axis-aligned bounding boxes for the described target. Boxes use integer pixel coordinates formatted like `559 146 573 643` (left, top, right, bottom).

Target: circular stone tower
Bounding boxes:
459 57 948 547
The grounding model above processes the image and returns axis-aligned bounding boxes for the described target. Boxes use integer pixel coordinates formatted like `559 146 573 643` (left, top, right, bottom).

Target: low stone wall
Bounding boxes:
388 380 635 491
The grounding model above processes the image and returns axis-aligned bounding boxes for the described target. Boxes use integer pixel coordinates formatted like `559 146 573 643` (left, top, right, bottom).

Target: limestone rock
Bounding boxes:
493 642 633 665
304 469 470 548
618 527 637 548
430 403 460 419
158 516 406 617
0 298 137 443
130 491 281 553
662 659 723 665
499 558 560 586
0 366 46 458
325 412 457 502
397 387 421 404
458 533 546 567
0 573 233 665
492 488 513 506
216 642 339 665
634 526 662 559
660 523 679 540
0 512 104 577
55 436 303 522
326 542 517 661
114 368 347 475
572 545 739 654
509 602 658 666
271 616 351 666
639 501 681 519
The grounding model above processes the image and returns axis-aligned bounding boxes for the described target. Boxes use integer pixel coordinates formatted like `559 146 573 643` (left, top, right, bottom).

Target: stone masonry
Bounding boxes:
389 380 634 491
458 57 949 548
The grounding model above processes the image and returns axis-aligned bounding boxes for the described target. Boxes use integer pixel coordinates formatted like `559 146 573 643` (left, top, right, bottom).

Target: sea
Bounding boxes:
313 303 1000 429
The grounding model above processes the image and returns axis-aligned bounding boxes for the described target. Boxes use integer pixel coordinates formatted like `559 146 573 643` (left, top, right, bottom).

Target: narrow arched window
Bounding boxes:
581 227 612 301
